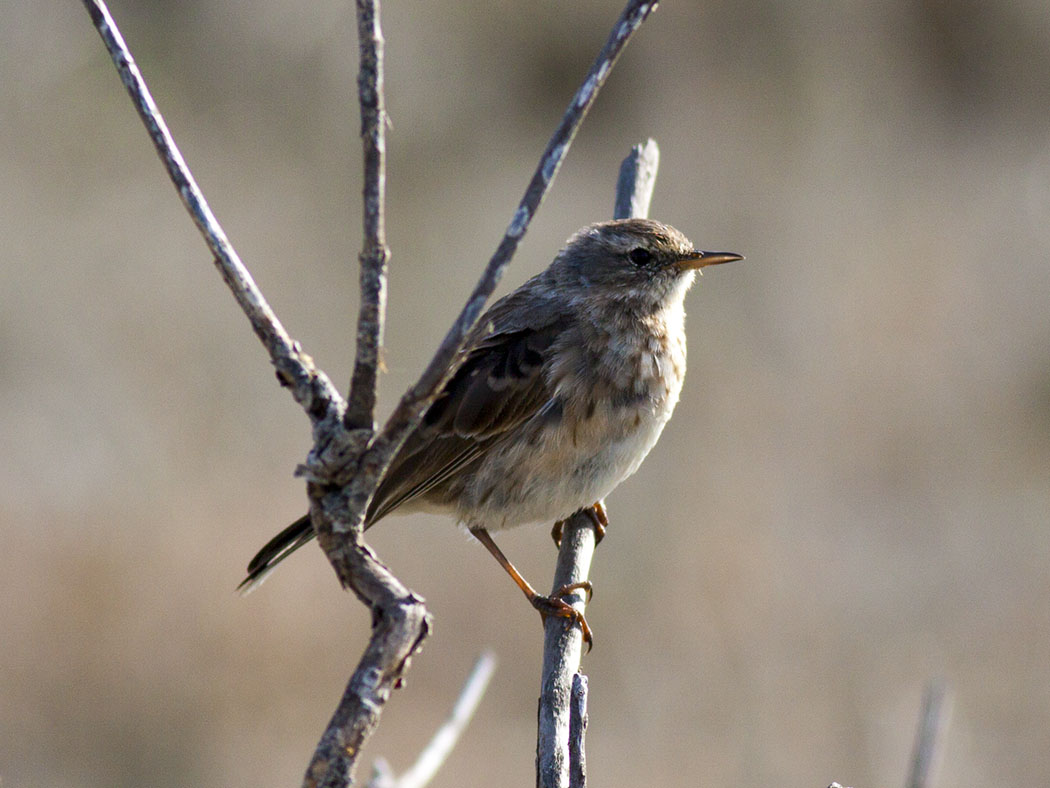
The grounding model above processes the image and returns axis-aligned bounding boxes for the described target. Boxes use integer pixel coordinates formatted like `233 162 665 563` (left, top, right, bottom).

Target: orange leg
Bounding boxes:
471 527 593 648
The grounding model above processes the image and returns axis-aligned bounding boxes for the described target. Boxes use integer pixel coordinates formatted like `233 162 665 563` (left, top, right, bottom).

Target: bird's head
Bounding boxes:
550 218 742 310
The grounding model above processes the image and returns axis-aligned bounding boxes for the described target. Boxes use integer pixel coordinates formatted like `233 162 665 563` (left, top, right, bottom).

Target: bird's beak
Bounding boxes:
676 250 745 271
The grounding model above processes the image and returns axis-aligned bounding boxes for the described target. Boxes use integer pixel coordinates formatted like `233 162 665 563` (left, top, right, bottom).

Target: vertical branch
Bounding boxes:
346 0 390 430
614 139 660 222
536 140 662 788
537 517 598 788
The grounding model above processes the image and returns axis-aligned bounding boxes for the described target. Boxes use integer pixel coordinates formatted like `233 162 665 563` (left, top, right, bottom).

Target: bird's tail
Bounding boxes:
237 514 315 594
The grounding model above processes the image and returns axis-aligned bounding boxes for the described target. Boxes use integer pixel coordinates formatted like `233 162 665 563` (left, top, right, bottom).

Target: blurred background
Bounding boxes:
3 0 1049 786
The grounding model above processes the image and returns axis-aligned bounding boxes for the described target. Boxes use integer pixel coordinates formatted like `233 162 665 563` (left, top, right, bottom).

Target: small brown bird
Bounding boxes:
240 219 741 643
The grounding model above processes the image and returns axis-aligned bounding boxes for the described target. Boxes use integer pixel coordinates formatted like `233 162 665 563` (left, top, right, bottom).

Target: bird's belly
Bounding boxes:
454 399 674 530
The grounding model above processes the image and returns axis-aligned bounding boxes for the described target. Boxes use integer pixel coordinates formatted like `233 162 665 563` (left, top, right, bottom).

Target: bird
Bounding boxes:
239 218 742 645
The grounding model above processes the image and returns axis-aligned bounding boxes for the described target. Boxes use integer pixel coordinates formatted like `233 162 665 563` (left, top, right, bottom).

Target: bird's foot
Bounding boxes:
551 501 608 547
529 582 594 650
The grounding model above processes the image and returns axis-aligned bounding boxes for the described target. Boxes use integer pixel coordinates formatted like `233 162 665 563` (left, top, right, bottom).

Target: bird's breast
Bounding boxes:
454 310 688 530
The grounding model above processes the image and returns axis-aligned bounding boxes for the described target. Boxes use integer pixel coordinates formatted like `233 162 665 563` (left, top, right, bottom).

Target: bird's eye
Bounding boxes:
628 247 652 266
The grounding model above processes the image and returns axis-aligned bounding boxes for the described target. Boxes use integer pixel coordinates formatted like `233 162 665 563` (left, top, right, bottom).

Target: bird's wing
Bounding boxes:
367 291 568 523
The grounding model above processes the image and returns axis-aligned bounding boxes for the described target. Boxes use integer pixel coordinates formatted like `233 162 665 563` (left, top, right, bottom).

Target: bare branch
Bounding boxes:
366 651 498 788
906 679 951 788
537 516 597 788
537 139 661 788
615 139 660 222
346 0 390 431
80 0 343 424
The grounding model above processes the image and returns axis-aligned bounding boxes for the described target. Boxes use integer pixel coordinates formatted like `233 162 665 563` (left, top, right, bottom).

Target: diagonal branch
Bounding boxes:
346 0 390 431
80 0 344 426
366 651 498 788
905 679 951 788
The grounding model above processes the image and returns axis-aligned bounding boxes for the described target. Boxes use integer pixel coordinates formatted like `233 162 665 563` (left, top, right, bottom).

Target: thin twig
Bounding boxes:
536 140 661 788
291 7 422 783
366 651 498 788
614 139 660 221
346 0 390 431
80 0 343 425
905 679 951 788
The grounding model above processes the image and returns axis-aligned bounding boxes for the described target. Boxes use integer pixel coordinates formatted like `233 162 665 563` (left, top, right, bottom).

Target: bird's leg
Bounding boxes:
470 527 593 647
550 500 608 547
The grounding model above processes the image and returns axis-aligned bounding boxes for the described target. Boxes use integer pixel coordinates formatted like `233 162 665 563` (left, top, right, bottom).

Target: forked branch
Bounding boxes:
82 0 661 786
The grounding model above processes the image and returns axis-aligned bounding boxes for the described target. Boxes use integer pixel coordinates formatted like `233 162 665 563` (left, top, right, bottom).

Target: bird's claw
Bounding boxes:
587 501 608 542
550 519 564 547
555 580 594 603
551 502 608 547
529 584 594 651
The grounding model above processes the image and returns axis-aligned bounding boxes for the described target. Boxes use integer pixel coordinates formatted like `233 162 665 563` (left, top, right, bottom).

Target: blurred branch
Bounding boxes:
536 139 662 788
80 0 344 426
367 651 498 788
906 679 951 788
346 0 389 431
